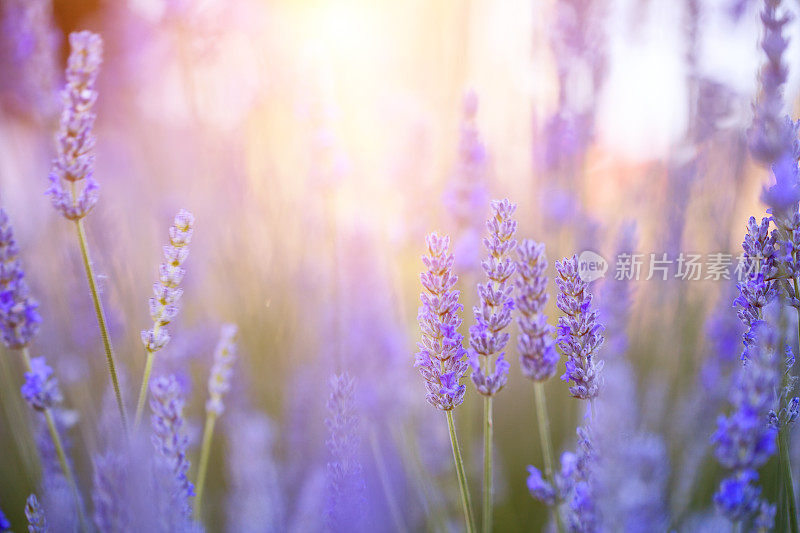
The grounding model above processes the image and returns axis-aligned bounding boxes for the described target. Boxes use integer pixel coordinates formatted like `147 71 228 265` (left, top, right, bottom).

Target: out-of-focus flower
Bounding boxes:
443 89 490 272
92 452 129 532
749 0 792 166
515 239 558 381
21 356 61 412
25 494 47 533
0 209 41 349
0 503 10 531
325 372 365 532
555 255 604 400
226 411 285 531
150 375 194 524
206 324 237 416
526 465 556 505
414 233 469 411
46 31 103 221
142 209 195 353
712 322 779 524
0 0 59 118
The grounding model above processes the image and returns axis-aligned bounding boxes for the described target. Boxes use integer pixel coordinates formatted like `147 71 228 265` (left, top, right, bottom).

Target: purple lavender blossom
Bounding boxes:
526 465 556 505
205 324 237 416
527 425 600 531
25 494 46 533
515 239 558 381
226 411 285 531
150 375 195 523
46 31 102 220
712 321 779 524
555 255 604 400
92 452 129 532
142 209 195 353
749 0 792 166
0 209 41 349
0 504 9 531
414 233 469 411
0 0 60 118
21 356 62 412
734 217 779 353
325 372 366 532
469 199 517 396
443 90 490 272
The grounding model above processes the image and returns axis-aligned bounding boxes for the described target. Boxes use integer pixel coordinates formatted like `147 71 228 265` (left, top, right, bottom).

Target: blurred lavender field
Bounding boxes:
1 0 800 531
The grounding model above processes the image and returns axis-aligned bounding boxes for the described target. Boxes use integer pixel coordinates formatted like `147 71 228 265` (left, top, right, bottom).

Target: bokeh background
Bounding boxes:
1 0 800 531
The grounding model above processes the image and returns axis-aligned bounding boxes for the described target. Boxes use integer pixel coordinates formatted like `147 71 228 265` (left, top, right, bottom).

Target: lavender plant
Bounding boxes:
0 209 86 528
150 374 195 529
325 372 366 532
515 239 562 530
46 30 126 428
470 198 516 532
554 255 604 401
712 321 779 529
134 209 195 427
414 232 475 532
194 323 237 521
25 494 46 533
0 505 8 532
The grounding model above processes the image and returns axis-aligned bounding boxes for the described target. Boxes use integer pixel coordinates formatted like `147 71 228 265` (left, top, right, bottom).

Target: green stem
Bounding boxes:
778 424 799 533
534 382 565 533
483 395 493 533
22 348 88 532
446 410 476 533
369 428 407 533
0 348 40 477
194 411 217 521
134 351 156 428
75 219 127 432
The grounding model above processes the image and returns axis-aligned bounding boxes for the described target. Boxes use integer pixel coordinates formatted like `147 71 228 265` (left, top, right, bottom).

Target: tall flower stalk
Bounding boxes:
515 240 562 532
194 324 237 521
0 209 86 530
134 209 195 427
469 199 516 533
414 233 475 533
150 375 195 529
45 31 126 429
749 0 800 527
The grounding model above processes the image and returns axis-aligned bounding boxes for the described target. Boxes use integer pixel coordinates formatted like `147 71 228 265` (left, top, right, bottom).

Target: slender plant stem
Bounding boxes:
369 428 407 533
21 348 88 532
194 411 217 521
483 395 493 533
534 382 565 533
0 349 40 477
778 417 799 533
446 410 476 533
133 351 156 428
75 219 127 431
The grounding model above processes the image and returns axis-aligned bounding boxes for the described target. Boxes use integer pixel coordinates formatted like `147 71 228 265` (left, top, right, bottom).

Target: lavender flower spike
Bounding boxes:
46 31 102 220
325 372 366 532
141 209 195 354
414 233 469 411
150 375 194 524
194 324 238 520
135 209 195 426
0 209 41 349
0 503 10 531
205 324 237 416
749 0 792 166
21 356 62 411
469 199 517 396
555 255 605 400
515 239 558 381
25 494 47 533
